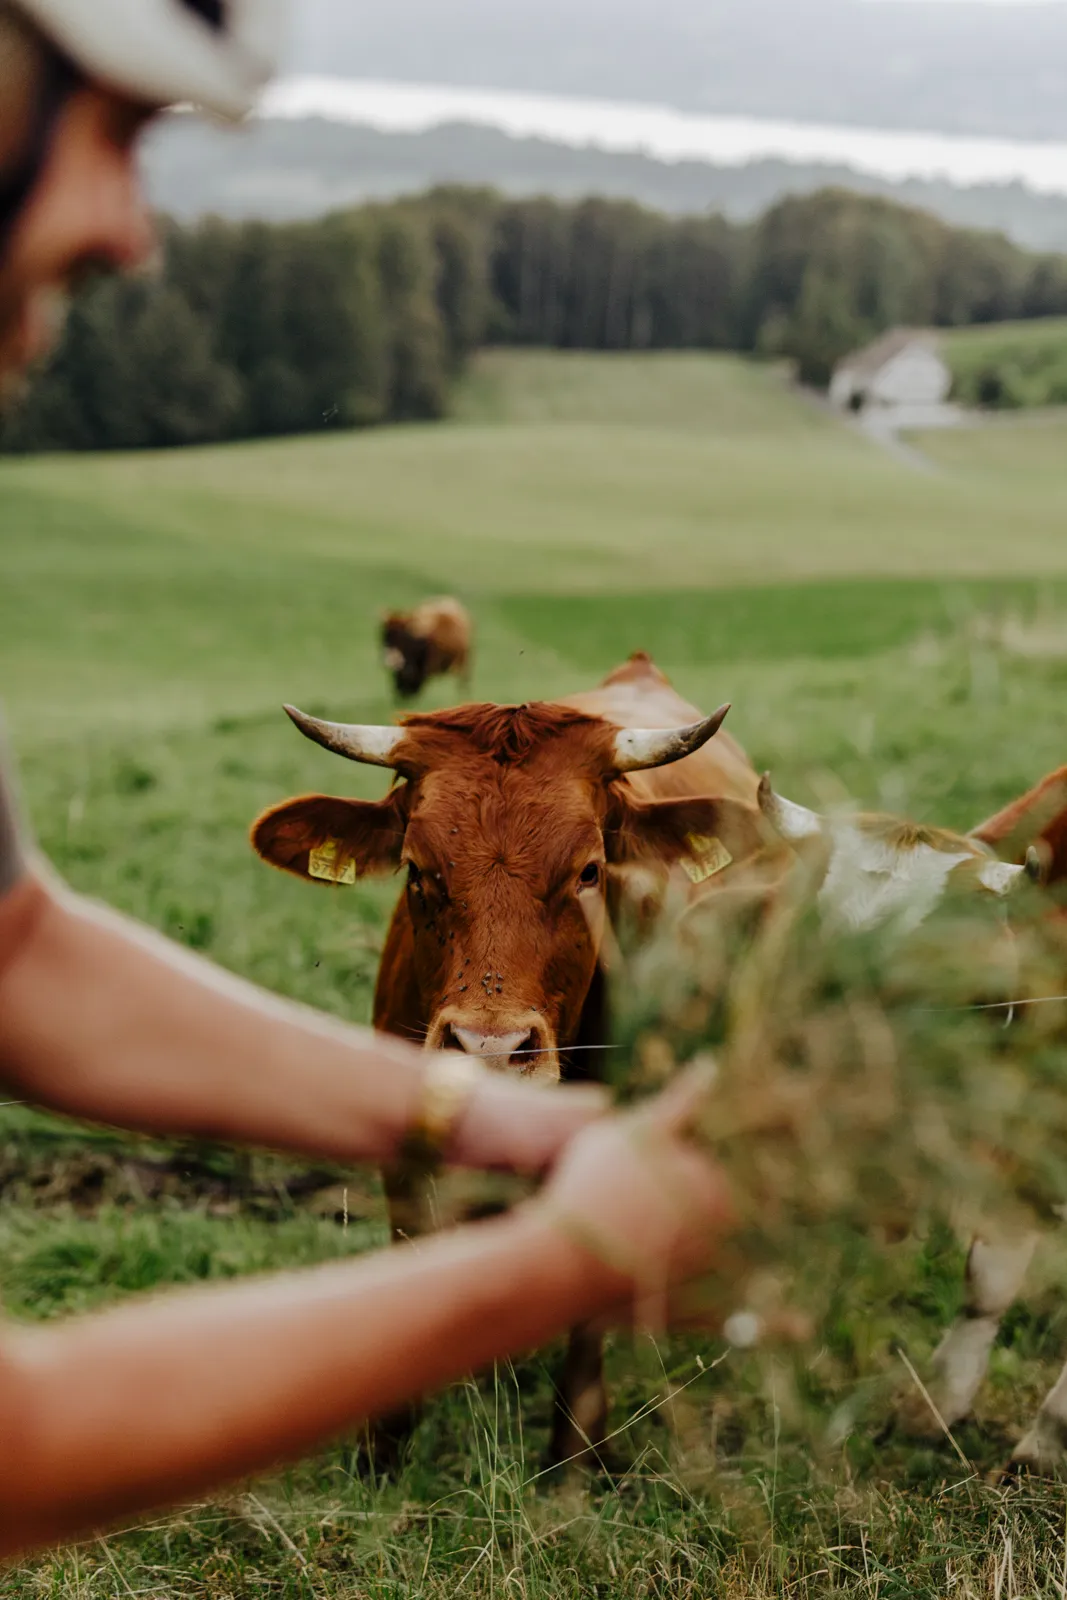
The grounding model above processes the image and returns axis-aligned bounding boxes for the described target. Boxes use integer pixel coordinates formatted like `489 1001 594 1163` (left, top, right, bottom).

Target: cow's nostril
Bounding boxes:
508 1028 555 1070
447 1025 548 1069
451 1026 533 1062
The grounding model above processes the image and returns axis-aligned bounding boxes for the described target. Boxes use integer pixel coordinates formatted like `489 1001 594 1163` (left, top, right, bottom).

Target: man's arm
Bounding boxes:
0 1094 734 1560
0 873 604 1171
0 728 603 1172
0 1210 597 1557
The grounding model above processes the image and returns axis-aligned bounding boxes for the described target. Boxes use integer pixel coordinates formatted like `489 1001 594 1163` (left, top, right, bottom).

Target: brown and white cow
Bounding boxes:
757 779 1038 935
381 596 473 701
252 652 768 1465
875 768 1067 1478
758 774 1060 1476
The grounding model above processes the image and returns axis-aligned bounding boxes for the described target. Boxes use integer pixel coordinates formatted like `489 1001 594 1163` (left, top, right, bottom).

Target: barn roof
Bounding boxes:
835 327 944 381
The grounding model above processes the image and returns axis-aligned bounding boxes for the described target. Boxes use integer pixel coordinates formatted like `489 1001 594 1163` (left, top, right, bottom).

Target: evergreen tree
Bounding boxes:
8 183 1067 453
375 209 448 419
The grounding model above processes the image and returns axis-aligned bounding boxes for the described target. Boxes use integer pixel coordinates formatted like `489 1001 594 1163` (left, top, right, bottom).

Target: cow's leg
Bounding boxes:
383 1162 427 1245
897 1233 1038 1437
548 1324 609 1471
546 969 614 1473
1003 1356 1067 1478
357 1165 429 1473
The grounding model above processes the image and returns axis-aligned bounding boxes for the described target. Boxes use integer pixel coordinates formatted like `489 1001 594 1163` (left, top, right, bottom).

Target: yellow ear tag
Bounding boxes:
308 839 357 886
682 835 733 885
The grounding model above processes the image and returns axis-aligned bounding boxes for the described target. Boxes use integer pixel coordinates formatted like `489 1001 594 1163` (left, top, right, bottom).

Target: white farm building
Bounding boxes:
829 329 956 427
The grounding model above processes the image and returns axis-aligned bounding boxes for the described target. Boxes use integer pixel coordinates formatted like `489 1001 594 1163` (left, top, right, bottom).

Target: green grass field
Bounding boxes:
942 317 1067 410
6 350 1067 1597
942 318 1067 355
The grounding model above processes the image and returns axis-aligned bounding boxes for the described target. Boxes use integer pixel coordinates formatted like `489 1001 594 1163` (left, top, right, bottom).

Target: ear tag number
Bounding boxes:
683 834 733 885
309 838 357 886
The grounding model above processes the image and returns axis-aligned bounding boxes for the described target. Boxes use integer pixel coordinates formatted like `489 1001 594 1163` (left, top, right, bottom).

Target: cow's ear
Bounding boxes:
250 791 406 887
607 794 772 884
972 766 1067 886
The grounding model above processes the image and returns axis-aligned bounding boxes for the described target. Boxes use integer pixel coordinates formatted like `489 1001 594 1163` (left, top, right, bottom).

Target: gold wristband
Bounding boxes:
401 1055 485 1167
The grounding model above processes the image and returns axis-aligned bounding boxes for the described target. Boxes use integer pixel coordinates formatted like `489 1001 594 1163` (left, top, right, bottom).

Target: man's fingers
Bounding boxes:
448 1052 719 1177
637 1059 718 1138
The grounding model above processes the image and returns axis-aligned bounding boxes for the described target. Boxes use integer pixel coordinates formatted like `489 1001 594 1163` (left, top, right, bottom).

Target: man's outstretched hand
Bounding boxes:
447 1073 610 1174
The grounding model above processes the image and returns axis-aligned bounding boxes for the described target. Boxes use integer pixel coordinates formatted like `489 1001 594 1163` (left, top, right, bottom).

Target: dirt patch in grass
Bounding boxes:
0 1142 380 1221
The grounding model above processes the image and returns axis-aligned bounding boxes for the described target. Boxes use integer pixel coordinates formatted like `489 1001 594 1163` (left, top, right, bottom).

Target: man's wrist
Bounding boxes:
398 1055 485 1169
536 1197 638 1286
521 1198 635 1317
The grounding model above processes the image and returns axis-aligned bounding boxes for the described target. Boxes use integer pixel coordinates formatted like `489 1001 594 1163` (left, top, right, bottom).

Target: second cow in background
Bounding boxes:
381 597 473 700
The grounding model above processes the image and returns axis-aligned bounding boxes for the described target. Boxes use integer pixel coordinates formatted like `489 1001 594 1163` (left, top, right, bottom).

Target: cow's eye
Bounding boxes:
406 862 424 891
578 862 601 890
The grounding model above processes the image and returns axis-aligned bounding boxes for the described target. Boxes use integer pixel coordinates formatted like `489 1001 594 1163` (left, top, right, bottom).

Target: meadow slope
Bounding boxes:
5 352 1067 1597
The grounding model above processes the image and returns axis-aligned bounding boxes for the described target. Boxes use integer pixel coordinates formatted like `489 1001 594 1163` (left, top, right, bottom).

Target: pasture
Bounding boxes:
942 316 1067 410
6 350 1067 1596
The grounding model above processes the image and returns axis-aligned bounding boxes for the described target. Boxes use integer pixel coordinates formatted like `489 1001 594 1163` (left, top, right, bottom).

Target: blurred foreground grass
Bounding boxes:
5 353 1067 1595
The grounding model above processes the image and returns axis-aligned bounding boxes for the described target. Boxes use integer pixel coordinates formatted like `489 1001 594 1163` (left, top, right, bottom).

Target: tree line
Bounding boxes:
8 185 1067 453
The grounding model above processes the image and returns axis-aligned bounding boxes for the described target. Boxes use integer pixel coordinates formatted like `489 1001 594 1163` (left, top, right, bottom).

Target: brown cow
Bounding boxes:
973 766 1067 888
251 652 767 1466
381 597 473 700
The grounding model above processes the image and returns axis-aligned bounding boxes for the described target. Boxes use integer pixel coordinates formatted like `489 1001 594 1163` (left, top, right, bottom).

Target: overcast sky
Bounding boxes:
287 0 1067 142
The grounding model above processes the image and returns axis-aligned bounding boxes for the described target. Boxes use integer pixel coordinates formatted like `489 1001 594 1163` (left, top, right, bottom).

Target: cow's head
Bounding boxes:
381 613 428 699
758 775 1042 935
252 700 767 1080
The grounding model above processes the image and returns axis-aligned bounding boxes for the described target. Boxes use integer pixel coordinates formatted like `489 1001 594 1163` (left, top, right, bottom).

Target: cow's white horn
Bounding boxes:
612 705 731 774
284 706 405 768
758 774 824 841
976 858 1030 897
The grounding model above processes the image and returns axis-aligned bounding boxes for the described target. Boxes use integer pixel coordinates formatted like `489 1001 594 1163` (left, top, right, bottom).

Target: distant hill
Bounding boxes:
142 114 1067 253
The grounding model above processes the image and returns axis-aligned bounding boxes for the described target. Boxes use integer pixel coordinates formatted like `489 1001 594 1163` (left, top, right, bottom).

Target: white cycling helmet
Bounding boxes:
14 0 289 121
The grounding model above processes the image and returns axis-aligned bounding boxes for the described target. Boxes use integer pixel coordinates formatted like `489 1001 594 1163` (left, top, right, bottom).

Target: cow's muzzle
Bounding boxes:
426 1009 560 1081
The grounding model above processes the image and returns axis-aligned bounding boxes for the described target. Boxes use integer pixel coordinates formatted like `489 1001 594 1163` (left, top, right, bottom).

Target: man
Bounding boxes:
0 0 735 1560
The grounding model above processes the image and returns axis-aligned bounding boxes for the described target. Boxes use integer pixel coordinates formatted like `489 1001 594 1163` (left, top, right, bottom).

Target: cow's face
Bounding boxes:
395 753 612 1077
252 701 762 1081
381 617 428 698
759 779 1040 935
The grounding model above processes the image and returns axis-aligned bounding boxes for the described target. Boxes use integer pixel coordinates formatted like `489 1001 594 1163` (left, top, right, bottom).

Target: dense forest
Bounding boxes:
8 185 1067 453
